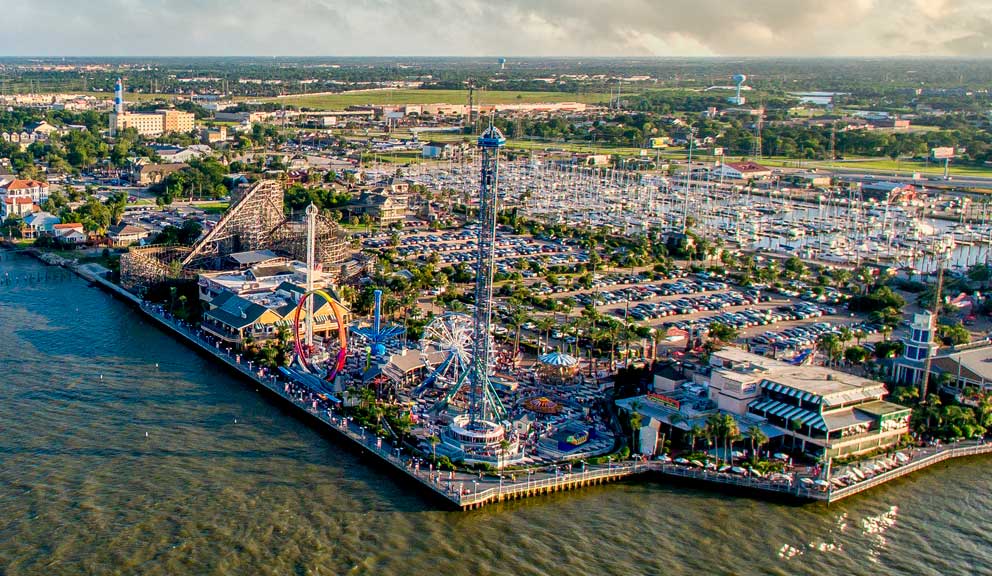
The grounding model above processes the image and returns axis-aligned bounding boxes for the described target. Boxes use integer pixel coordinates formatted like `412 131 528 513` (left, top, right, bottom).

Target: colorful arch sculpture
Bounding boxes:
292 289 349 380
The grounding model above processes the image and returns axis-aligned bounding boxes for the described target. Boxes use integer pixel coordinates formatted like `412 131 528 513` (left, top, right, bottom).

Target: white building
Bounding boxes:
0 179 49 218
710 161 773 180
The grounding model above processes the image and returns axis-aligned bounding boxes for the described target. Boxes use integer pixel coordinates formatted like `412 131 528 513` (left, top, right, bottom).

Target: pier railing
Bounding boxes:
824 439 992 502
68 264 992 510
456 462 644 508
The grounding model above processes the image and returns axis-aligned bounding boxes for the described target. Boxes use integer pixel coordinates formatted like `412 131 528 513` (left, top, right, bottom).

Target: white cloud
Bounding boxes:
0 0 990 56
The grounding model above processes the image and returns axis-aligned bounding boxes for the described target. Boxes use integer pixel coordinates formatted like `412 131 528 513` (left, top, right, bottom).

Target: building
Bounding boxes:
109 109 195 137
1 179 49 218
159 109 196 134
422 141 456 159
0 121 61 148
201 126 229 144
710 349 911 458
872 118 911 129
789 172 832 188
892 312 939 387
710 161 773 180
349 191 407 226
200 281 349 348
21 211 61 238
860 181 917 202
106 223 151 247
52 223 87 244
135 162 189 186
110 112 165 137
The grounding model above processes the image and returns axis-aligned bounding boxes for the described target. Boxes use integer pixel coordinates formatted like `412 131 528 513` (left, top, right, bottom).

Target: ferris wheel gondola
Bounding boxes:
416 313 493 401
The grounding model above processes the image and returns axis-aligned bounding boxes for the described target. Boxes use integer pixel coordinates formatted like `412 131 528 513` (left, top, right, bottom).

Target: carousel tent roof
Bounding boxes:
537 351 578 368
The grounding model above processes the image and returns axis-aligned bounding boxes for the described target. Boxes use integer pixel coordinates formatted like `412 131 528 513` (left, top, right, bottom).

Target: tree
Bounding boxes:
689 424 704 453
498 438 511 470
937 322 970 346
817 333 843 366
628 406 643 454
707 322 739 343
427 434 440 462
747 424 768 461
844 345 870 365
789 417 805 452
874 340 905 359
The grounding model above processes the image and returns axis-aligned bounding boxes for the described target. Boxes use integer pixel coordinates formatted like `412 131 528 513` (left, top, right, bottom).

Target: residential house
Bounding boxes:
0 179 49 218
53 223 87 244
106 223 150 247
136 163 189 186
21 211 61 238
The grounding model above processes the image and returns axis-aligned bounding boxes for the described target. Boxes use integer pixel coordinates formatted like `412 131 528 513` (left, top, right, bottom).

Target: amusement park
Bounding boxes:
256 121 619 476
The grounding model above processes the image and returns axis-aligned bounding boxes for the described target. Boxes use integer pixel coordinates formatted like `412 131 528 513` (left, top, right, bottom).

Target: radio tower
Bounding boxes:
468 119 506 425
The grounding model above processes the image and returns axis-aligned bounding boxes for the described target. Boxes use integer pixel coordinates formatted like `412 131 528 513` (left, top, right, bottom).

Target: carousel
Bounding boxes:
535 350 581 386
524 396 563 415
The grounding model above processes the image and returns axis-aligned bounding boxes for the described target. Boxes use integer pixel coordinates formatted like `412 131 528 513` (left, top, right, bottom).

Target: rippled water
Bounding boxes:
1 251 990 576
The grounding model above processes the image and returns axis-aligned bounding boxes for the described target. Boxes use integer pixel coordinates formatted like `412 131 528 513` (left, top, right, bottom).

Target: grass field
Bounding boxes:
261 89 609 110
755 156 992 178
196 201 230 214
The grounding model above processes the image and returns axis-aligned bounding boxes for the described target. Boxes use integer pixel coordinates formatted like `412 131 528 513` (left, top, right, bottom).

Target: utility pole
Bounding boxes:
919 236 954 399
467 79 475 134
682 126 696 233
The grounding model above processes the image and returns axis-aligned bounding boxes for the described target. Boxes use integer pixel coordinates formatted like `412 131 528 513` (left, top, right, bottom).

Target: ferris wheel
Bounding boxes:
418 313 493 395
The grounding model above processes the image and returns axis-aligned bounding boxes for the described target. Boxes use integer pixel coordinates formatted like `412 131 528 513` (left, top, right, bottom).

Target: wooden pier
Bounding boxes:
65 261 992 510
823 440 992 503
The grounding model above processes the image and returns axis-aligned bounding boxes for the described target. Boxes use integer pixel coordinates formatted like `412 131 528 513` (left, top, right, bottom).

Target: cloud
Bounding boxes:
1 0 990 57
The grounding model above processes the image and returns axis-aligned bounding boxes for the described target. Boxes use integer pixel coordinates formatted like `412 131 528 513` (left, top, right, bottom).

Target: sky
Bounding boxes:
2 0 991 57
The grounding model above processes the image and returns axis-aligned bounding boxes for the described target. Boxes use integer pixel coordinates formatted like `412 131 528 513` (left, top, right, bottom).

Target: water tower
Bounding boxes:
498 57 507 70
729 74 747 105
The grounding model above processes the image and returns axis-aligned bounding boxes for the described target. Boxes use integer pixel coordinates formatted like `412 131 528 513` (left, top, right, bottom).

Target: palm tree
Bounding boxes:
629 405 643 454
690 424 704 453
789 417 805 452
747 425 768 462
705 413 725 465
537 315 555 351
722 414 740 464
498 438 511 470
428 434 440 462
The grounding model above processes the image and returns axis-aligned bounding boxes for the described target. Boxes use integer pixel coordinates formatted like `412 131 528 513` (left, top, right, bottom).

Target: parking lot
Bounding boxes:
363 227 588 273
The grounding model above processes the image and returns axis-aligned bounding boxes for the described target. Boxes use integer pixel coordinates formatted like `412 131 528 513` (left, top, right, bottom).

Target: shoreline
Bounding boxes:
9 246 992 509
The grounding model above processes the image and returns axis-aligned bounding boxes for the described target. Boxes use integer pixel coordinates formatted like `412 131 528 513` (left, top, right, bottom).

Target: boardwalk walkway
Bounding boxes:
68 261 992 510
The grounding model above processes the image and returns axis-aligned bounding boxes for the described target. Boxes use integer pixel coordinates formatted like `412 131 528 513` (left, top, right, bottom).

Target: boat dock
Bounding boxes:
64 261 992 510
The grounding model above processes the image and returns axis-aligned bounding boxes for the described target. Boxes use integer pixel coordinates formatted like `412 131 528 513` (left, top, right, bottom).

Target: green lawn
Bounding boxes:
756 156 992 178
261 89 610 110
196 201 230 214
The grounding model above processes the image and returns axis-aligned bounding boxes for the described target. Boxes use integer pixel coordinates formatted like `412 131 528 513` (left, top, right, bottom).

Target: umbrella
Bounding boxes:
689 460 705 468
674 457 690 465
773 452 790 460
800 477 814 485
813 479 830 487
719 465 732 473
731 466 747 475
